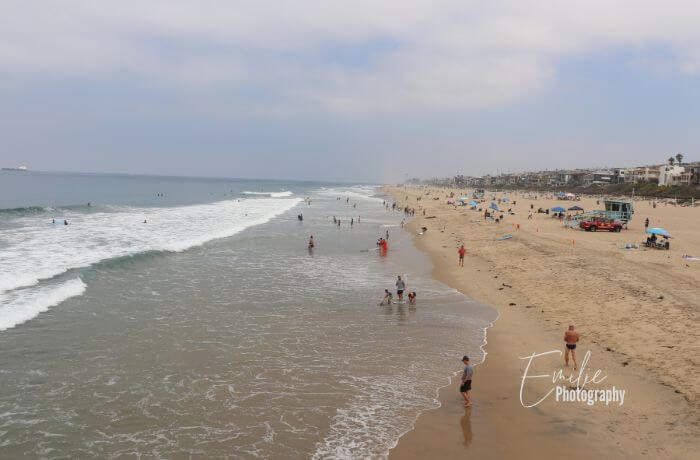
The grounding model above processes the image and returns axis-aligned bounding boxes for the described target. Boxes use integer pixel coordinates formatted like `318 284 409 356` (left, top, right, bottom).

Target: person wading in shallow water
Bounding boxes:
564 325 580 369
460 356 473 407
395 275 405 300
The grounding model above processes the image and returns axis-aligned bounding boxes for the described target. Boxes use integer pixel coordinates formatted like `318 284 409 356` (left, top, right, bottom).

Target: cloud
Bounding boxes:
2 0 700 113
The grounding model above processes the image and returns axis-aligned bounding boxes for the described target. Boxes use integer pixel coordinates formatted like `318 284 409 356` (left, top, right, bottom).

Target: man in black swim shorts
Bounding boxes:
564 325 580 369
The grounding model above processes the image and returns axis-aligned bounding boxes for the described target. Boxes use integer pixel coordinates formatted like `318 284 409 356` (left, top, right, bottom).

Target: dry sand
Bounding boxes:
386 186 700 460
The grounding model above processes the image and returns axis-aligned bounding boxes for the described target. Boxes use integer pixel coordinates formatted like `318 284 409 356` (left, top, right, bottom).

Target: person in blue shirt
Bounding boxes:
460 356 473 407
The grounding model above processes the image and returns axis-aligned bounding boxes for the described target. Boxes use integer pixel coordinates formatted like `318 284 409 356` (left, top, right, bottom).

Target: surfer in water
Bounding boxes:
308 235 315 250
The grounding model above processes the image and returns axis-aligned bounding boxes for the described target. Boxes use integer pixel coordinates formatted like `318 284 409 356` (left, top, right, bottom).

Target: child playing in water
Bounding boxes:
408 291 416 305
380 290 393 306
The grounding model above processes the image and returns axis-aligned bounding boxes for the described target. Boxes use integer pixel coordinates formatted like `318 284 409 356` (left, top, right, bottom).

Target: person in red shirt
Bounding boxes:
458 245 466 267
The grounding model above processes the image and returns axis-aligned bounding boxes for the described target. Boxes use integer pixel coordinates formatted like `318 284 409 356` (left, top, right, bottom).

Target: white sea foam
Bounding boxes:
0 278 86 331
315 186 382 202
0 197 301 328
242 191 293 198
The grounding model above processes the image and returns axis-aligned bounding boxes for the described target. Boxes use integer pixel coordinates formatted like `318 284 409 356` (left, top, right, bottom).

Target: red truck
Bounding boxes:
579 218 623 232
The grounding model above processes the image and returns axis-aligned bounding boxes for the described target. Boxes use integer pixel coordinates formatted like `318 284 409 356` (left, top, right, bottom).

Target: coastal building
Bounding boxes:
689 163 700 185
583 170 615 186
658 165 686 186
624 166 660 184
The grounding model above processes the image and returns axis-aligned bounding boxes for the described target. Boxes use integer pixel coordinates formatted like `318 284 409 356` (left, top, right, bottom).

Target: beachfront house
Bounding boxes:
624 166 660 184
583 170 615 186
658 165 686 186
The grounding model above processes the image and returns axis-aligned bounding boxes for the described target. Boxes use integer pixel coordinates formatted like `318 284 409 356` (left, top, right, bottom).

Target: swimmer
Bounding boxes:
308 235 315 250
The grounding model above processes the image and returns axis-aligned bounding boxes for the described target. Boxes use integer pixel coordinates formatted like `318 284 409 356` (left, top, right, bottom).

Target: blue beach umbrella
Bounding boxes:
551 206 566 213
646 227 670 237
470 200 478 206
490 202 500 211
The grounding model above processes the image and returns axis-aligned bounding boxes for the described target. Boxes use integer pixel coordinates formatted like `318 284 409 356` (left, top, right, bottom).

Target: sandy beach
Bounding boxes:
386 186 700 460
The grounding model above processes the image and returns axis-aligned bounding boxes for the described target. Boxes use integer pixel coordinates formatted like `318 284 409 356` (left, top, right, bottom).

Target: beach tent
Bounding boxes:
551 206 566 213
469 200 478 207
568 205 584 211
646 227 671 237
490 202 500 211
502 197 510 202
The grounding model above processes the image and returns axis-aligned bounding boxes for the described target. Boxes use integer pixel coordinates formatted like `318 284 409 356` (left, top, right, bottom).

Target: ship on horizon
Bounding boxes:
1 165 28 171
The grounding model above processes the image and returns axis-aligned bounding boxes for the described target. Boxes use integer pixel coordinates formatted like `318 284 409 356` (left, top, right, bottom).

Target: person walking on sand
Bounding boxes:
564 325 580 369
458 245 466 267
645 217 649 230
460 356 473 407
395 275 405 301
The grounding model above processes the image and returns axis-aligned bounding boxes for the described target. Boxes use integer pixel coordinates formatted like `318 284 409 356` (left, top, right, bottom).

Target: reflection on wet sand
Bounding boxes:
461 409 473 448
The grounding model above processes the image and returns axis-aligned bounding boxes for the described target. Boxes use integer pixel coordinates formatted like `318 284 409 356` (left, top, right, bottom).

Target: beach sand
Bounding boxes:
386 186 700 460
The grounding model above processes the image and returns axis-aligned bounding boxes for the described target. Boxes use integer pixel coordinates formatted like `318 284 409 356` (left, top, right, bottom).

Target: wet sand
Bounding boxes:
386 186 700 460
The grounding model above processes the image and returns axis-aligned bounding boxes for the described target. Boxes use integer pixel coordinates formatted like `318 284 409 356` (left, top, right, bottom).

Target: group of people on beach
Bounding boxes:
380 275 416 306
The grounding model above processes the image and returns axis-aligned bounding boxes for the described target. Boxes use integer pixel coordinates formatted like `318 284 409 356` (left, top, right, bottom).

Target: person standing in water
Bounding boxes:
308 235 315 250
395 275 405 300
385 229 389 240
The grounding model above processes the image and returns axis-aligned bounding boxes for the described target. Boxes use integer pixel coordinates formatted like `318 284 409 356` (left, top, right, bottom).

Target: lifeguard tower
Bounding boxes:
603 199 634 223
564 199 634 229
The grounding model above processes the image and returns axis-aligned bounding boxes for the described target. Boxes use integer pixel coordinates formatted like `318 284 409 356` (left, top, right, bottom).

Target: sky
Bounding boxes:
1 0 699 183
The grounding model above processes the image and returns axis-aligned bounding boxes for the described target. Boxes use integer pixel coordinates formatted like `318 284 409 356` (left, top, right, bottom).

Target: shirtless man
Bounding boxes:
564 325 580 369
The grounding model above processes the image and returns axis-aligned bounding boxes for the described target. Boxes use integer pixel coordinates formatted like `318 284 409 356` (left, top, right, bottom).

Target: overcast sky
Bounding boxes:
1 1 699 183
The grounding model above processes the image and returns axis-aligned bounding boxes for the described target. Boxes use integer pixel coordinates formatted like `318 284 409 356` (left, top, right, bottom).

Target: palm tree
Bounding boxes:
675 153 683 165
668 157 675 166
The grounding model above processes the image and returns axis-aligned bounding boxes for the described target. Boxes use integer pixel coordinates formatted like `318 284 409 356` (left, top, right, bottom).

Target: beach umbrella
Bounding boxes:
469 200 478 206
568 206 584 211
490 202 500 211
551 206 566 213
646 228 671 237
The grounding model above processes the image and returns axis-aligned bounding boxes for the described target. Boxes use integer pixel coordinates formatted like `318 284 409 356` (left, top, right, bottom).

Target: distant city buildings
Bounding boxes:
422 157 699 189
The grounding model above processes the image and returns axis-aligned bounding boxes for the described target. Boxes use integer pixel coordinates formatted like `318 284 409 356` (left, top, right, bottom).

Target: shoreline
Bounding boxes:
385 186 700 460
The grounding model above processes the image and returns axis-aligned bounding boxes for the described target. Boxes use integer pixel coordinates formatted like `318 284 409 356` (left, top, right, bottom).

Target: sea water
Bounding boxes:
0 171 496 458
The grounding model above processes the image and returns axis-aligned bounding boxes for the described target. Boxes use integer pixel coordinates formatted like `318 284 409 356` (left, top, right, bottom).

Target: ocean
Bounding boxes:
0 171 496 458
